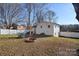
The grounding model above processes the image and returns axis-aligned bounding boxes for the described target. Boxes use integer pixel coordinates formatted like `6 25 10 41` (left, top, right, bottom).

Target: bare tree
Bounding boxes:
24 3 48 35
45 10 56 22
34 4 47 23
24 3 57 35
0 3 22 29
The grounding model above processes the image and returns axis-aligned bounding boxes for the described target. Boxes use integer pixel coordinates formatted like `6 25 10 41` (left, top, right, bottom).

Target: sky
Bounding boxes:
14 3 79 25
48 3 79 25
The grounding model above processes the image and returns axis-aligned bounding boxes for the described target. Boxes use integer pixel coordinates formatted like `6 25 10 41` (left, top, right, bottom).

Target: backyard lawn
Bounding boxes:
0 36 79 56
0 34 18 39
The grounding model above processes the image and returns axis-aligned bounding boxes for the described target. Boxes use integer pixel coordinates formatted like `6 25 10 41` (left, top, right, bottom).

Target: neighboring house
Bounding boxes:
33 21 60 37
17 25 26 30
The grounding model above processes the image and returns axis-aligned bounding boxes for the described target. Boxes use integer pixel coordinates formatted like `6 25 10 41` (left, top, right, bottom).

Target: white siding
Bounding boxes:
53 25 60 37
36 22 54 35
36 22 60 37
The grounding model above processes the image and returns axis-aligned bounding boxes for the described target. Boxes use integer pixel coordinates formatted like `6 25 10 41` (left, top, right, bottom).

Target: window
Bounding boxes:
31 31 33 34
40 26 42 28
48 25 50 28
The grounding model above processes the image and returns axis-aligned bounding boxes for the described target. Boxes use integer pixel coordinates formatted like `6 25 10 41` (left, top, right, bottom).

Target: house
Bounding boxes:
17 25 26 30
17 21 60 37
33 21 60 37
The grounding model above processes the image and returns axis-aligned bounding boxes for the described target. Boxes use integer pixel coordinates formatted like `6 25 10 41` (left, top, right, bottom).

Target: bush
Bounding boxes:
17 33 25 38
17 32 30 38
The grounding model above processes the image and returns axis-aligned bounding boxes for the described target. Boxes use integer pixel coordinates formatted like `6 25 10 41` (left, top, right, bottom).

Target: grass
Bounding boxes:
0 34 19 39
0 36 79 56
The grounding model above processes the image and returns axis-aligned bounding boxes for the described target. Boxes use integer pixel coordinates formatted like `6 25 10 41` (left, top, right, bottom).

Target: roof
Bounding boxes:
17 23 27 27
34 21 60 26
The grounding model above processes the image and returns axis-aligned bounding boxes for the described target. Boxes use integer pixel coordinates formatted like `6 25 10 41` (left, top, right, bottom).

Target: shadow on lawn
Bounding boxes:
33 34 52 38
26 34 52 38
23 34 52 43
0 36 23 39
0 34 52 39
